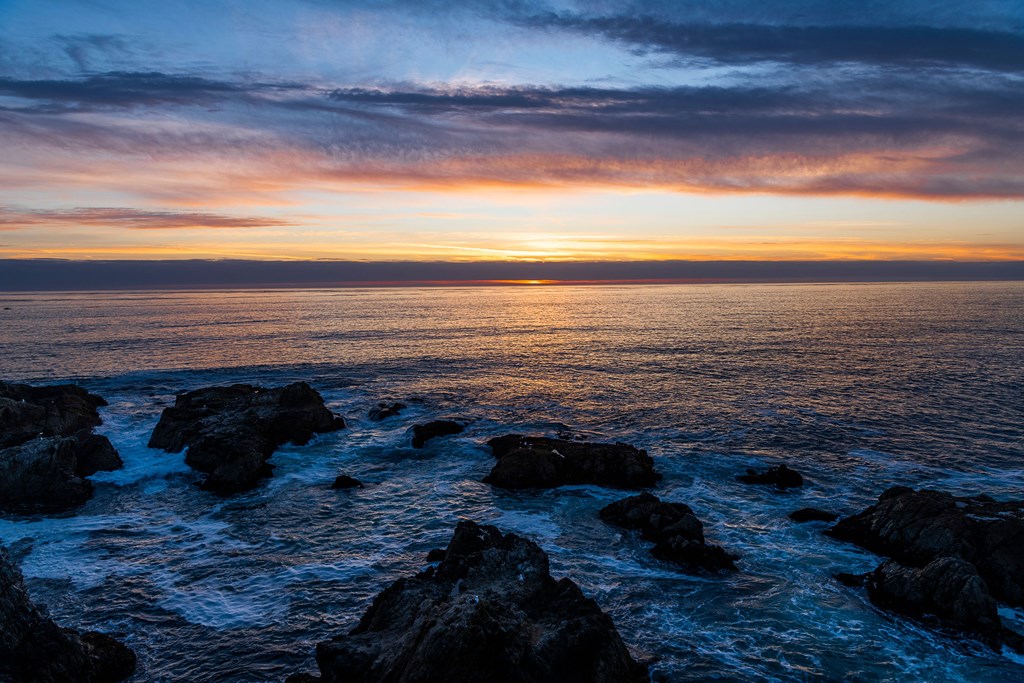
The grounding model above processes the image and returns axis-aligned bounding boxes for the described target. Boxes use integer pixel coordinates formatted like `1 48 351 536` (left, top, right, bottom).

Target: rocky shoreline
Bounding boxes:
2 379 1022 679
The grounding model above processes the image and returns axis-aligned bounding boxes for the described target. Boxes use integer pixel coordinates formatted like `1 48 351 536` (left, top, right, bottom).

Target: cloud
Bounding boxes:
0 206 295 230
522 13 1024 72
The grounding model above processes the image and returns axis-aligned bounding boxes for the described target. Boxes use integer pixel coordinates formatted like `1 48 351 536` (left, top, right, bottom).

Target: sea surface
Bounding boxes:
1 282 1023 682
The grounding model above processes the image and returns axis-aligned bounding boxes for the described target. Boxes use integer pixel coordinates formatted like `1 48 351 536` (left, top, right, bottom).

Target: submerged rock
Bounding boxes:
737 464 803 490
330 475 362 489
0 381 122 514
789 507 838 523
483 435 659 490
829 487 1024 607
0 546 136 682
289 521 648 683
368 402 405 421
148 382 345 494
410 420 464 448
600 492 738 573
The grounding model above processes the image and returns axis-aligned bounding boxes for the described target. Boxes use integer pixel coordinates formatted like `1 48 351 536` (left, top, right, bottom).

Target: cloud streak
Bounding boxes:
0 206 295 230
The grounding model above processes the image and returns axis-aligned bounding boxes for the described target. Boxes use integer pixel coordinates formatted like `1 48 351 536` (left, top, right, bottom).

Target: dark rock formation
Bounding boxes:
789 507 838 523
330 475 362 490
410 420 464 448
0 381 122 514
484 435 659 490
425 548 446 562
0 546 136 682
837 557 1023 651
829 487 1024 607
289 521 648 683
148 382 345 494
368 402 405 421
600 492 737 573
737 464 803 490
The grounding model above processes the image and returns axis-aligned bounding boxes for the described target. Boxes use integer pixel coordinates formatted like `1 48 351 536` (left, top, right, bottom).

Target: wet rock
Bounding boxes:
600 492 737 573
828 487 1024 607
148 382 345 495
0 546 136 682
368 402 405 421
410 420 464 448
737 464 803 490
290 521 648 683
833 572 866 587
0 437 93 514
331 475 362 489
425 548 446 562
484 435 660 490
0 382 123 513
789 507 838 523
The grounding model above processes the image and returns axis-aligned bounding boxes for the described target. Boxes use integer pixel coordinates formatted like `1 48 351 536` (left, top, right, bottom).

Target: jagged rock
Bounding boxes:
425 548 446 562
410 420 464 448
148 382 345 495
331 475 362 490
368 402 405 421
737 464 803 490
789 507 838 523
484 435 659 490
600 492 737 573
289 521 648 683
829 487 1024 607
0 382 122 514
0 546 136 682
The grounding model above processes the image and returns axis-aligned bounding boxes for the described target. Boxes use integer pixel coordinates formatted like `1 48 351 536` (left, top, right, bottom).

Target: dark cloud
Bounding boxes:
0 207 294 230
524 14 1024 72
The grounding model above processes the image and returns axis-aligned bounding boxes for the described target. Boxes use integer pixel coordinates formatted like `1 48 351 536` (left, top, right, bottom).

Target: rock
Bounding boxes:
789 507 838 523
600 492 737 573
0 546 136 682
0 381 107 449
425 548 446 562
0 382 122 514
828 487 1024 607
148 382 345 494
410 420 464 448
484 435 660 490
737 464 803 489
331 475 363 489
834 572 866 587
368 402 405 421
291 521 648 683
0 437 93 514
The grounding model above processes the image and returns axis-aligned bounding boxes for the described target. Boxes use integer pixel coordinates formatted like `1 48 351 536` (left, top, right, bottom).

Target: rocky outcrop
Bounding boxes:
736 464 803 490
368 402 405 421
483 435 659 490
0 381 122 514
600 492 737 573
829 487 1024 607
148 382 345 494
0 546 136 682
789 508 838 523
330 475 362 490
838 557 1023 652
410 420 464 448
288 521 648 683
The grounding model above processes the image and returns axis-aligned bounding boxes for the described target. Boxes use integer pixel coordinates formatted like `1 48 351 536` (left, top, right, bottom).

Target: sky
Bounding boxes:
1 0 1023 262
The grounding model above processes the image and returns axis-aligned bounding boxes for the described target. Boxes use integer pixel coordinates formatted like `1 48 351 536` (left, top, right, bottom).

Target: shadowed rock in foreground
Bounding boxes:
368 402 405 421
736 464 803 490
829 487 1024 607
0 546 136 682
600 492 738 573
789 507 837 523
0 381 123 514
287 520 648 683
484 435 659 490
148 382 345 494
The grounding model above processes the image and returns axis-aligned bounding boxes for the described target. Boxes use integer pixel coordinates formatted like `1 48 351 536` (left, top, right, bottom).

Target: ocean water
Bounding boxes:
1 282 1023 682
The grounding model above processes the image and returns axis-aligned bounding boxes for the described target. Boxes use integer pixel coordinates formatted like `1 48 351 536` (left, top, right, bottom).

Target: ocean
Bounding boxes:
1 282 1023 682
